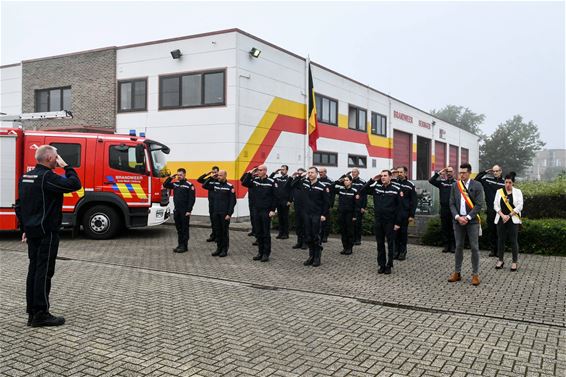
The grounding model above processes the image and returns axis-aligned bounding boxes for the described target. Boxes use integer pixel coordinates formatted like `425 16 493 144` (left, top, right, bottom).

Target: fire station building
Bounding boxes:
0 28 479 217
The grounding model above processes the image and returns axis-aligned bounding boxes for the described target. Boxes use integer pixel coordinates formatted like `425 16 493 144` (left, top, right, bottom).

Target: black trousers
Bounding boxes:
27 232 59 314
249 203 257 235
173 210 190 248
354 212 364 242
320 211 331 239
253 208 272 256
375 220 396 268
208 199 216 239
395 213 410 256
338 211 355 250
213 213 230 252
276 203 290 236
496 220 519 262
440 206 455 251
304 214 323 261
487 209 498 253
294 206 305 244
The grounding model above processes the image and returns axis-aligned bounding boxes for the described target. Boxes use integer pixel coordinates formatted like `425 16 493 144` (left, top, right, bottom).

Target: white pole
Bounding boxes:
305 56 310 169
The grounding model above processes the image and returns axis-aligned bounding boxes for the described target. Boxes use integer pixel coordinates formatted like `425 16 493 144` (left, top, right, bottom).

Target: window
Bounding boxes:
109 145 146 174
371 112 387 136
35 87 71 112
313 151 338 167
159 70 225 109
348 105 367 132
348 154 367 168
315 94 338 125
50 143 81 168
118 79 147 112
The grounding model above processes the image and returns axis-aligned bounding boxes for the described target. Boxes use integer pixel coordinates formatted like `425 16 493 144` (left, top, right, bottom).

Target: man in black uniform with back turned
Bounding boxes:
270 165 292 239
242 165 277 262
318 167 334 243
163 168 196 253
291 167 330 267
291 168 308 250
203 170 237 257
360 170 402 274
429 166 456 253
197 166 219 242
350 168 367 245
394 166 417 261
15 145 81 327
475 164 505 257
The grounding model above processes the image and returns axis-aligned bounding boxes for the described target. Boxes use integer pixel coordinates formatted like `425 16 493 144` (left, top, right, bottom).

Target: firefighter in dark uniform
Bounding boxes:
163 168 196 253
350 168 367 245
291 167 330 267
241 170 258 242
429 167 456 253
15 145 81 327
241 165 277 262
291 168 308 250
334 175 361 255
318 167 334 243
360 170 402 274
203 170 237 257
270 165 292 239
197 166 219 242
394 166 417 260
475 165 505 257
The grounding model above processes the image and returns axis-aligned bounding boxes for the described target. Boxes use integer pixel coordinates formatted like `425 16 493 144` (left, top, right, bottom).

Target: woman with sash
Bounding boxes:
493 172 523 271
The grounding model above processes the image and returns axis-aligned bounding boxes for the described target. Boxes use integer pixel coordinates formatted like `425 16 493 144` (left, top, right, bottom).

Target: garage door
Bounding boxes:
435 141 446 170
449 145 459 169
393 130 412 177
461 148 469 164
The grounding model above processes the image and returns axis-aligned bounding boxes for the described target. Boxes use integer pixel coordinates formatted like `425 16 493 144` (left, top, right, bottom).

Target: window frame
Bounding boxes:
348 105 367 132
371 111 387 137
314 93 339 126
108 144 147 174
35 86 71 112
347 154 367 168
117 78 148 113
313 151 338 167
49 142 81 168
158 69 226 110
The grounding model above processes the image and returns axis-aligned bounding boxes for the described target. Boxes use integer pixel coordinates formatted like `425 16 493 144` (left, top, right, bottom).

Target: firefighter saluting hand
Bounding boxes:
163 168 195 253
15 145 82 327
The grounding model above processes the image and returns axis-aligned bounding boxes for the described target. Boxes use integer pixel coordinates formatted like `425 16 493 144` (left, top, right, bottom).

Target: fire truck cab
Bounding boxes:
0 122 171 239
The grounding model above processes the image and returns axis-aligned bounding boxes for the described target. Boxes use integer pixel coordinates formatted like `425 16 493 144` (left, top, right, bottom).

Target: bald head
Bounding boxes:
217 170 227 182
256 164 268 178
35 145 58 169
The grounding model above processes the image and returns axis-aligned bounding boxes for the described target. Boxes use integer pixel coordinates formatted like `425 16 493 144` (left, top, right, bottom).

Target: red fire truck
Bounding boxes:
0 112 171 239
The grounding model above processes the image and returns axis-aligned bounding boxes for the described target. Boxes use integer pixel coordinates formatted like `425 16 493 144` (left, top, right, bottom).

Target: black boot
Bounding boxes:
313 246 322 267
398 251 406 261
31 311 65 327
303 248 314 266
344 248 352 255
211 248 222 256
218 249 228 257
253 253 262 261
292 238 303 249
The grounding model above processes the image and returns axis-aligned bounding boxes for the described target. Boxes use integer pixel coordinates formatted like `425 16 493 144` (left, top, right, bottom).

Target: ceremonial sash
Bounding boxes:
457 180 481 223
499 188 520 217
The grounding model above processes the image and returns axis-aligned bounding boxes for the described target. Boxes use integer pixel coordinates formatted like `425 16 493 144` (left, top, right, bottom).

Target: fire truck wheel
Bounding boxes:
82 205 120 239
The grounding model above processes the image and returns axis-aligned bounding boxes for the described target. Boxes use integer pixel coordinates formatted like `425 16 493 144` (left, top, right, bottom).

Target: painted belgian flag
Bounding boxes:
308 63 319 152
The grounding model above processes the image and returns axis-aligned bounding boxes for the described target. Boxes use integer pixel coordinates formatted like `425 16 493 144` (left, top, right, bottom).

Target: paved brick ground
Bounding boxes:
1 226 565 376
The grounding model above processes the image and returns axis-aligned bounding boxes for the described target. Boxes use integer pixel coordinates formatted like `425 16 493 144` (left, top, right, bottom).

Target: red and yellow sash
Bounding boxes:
457 180 481 223
499 188 520 217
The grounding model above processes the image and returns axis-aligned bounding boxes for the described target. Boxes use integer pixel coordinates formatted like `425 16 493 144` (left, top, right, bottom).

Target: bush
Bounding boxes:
517 176 566 219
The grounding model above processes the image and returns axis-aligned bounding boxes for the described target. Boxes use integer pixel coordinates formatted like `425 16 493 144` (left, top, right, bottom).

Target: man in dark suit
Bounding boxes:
448 163 484 286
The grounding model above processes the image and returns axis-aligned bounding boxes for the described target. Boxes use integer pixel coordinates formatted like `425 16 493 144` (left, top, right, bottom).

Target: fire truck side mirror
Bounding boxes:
135 144 145 164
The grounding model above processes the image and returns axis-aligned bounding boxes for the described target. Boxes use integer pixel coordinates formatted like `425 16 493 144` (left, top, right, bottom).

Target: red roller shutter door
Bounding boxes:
461 148 469 164
449 145 459 168
435 141 446 170
393 130 412 177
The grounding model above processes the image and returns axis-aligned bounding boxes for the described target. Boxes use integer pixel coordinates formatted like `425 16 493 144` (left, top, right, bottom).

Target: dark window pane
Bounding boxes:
120 82 132 110
161 77 180 107
133 81 146 109
50 89 61 111
109 145 146 174
313 153 321 164
204 72 224 104
182 74 201 106
51 143 81 168
321 153 329 165
360 157 367 168
62 88 72 111
329 100 337 124
37 91 49 112
330 154 336 165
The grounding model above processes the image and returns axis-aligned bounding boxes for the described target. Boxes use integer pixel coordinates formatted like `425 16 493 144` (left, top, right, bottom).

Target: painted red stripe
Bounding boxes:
319 124 391 158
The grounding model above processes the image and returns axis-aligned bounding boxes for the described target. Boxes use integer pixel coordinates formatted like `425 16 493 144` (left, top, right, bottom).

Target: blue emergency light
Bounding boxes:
129 129 136 136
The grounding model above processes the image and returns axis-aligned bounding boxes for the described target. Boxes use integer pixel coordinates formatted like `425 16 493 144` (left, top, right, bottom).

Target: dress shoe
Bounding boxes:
247 231 255 237
442 248 449 253
378 266 385 274
448 272 461 282
321 237 328 243
397 252 406 261
31 311 65 327
218 251 228 257
303 257 314 266
174 247 188 253
173 246 183 252
510 263 518 272
488 251 497 257
211 249 222 256
261 255 269 262
495 261 504 269
344 249 352 255
354 240 361 246
252 240 258 246
339 249 346 255
292 243 302 249
471 275 480 286
384 266 392 274
276 234 283 239
393 254 400 260
252 254 262 261
301 244 308 250
449 249 456 254
206 237 215 242
280 235 289 240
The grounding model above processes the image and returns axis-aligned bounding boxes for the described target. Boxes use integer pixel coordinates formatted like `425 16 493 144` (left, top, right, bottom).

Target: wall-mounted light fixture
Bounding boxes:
249 47 261 58
170 49 182 59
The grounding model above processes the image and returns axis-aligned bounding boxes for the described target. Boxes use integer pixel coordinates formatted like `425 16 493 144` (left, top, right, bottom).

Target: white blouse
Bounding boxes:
493 187 524 224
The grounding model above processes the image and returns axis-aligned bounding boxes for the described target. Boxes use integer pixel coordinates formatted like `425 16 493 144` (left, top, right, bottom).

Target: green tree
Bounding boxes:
480 115 545 175
431 105 485 136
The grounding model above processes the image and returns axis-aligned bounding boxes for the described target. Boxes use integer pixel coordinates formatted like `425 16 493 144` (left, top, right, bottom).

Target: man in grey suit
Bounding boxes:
448 163 484 286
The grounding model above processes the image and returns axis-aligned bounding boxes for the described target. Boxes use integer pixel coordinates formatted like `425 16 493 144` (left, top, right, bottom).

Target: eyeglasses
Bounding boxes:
493 169 501 172
459 171 469 175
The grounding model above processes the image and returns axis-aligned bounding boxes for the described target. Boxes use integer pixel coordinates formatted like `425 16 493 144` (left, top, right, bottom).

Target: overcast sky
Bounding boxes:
2 1 564 148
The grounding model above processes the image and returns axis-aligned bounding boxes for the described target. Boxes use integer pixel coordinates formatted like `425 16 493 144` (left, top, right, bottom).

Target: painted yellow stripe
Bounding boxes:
116 183 133 198
131 184 148 199
338 114 348 129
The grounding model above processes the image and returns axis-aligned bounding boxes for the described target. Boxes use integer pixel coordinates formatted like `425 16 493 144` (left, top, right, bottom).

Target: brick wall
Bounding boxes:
21 48 116 130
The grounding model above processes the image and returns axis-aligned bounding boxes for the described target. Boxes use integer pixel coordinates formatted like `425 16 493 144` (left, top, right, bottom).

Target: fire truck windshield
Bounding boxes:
147 142 169 177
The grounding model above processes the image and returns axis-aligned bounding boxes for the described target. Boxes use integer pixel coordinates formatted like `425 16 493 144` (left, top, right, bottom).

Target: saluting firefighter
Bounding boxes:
291 167 330 267
333 175 361 255
475 165 505 257
197 166 220 242
429 166 456 253
349 168 367 245
163 168 196 253
291 168 308 250
269 165 293 239
393 166 417 261
202 170 237 257
241 165 278 262
317 167 334 243
360 170 402 274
